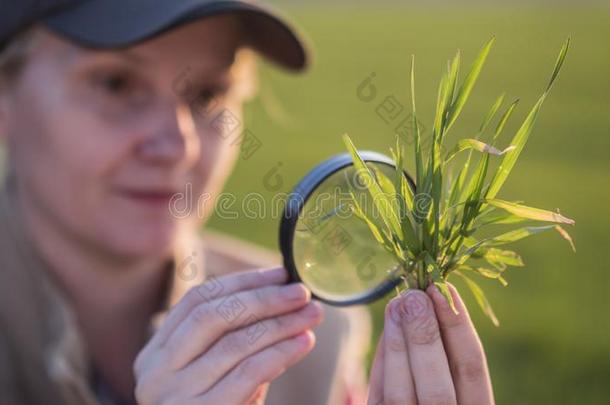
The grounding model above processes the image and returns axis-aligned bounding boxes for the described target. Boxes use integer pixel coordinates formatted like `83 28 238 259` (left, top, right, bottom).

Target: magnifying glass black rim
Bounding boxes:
279 151 415 306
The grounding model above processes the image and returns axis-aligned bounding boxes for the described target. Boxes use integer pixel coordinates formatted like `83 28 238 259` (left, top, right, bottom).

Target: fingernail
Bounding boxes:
294 330 314 346
387 297 404 324
280 283 309 300
302 301 324 318
401 290 431 322
424 283 438 298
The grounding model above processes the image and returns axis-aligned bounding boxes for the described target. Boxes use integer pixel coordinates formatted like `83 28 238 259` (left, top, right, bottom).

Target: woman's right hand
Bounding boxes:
133 267 323 405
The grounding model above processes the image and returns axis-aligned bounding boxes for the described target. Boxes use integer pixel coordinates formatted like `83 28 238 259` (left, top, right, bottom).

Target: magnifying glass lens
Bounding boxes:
291 162 400 303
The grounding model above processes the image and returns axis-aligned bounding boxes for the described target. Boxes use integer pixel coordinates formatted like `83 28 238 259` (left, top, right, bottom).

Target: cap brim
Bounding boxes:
42 0 310 72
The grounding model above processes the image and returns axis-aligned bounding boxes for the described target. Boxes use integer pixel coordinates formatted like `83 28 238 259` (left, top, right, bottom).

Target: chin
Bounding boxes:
100 218 178 260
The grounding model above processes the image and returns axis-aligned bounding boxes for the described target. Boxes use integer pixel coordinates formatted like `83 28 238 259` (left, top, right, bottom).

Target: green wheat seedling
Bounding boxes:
342 37 574 325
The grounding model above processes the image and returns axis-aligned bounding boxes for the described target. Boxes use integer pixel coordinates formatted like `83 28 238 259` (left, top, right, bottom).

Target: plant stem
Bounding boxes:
417 261 427 290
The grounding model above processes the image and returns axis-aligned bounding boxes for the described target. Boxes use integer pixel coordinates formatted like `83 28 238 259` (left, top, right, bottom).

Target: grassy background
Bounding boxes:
208 2 610 403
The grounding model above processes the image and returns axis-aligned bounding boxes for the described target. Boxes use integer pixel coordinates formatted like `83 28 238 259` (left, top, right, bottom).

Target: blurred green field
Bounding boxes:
208 3 610 403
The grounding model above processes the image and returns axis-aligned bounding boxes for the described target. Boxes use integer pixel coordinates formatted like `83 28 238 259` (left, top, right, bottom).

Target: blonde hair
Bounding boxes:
229 47 259 103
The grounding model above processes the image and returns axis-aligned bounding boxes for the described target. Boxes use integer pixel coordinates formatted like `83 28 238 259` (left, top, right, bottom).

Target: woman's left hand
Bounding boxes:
367 283 494 405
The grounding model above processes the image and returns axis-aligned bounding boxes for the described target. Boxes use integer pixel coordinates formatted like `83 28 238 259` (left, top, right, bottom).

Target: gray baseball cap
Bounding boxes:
0 0 310 72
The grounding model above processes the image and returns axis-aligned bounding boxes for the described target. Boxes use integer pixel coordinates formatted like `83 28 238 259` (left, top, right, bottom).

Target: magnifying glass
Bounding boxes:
279 151 415 306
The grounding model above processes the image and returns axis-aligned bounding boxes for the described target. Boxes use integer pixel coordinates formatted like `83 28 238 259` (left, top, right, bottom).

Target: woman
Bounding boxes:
0 1 494 404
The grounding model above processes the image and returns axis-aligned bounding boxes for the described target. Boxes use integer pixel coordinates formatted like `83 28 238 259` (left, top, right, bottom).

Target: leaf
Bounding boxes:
433 72 450 142
546 37 571 92
460 153 490 229
479 93 505 133
445 37 495 132
486 39 570 199
454 271 499 326
480 224 576 252
410 55 424 188
391 137 414 212
492 98 520 144
486 225 556 245
349 190 389 248
450 225 555 268
480 247 525 268
486 199 575 225
435 280 459 314
371 165 397 196
424 253 458 313
554 225 576 252
392 141 421 253
445 139 516 163
431 152 443 253
473 209 528 229
446 51 462 108
371 164 420 251
457 265 509 287
343 134 404 240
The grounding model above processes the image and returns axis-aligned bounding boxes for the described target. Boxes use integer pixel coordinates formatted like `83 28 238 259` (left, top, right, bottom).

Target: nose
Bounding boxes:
136 103 201 170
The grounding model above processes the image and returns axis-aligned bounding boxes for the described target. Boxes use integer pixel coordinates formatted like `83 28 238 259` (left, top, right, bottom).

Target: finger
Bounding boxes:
202 330 316 404
245 383 269 405
398 289 457 405
366 331 385 405
382 298 417 405
151 267 288 348
163 282 311 369
427 283 494 405
181 301 324 394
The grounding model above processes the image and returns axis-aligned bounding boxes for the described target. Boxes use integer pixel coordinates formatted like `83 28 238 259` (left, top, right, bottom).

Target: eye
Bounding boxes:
195 88 215 104
95 72 133 95
197 86 227 104
89 69 152 109
191 86 229 113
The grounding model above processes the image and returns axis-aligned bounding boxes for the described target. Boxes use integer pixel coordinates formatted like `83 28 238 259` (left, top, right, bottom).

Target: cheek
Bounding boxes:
12 67 128 185
10 85 133 232
189 133 239 219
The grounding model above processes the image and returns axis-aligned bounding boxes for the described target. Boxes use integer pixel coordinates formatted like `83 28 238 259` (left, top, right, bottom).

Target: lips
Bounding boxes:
118 188 179 206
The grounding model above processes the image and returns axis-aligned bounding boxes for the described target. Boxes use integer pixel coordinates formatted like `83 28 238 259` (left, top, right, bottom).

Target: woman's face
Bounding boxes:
0 15 246 259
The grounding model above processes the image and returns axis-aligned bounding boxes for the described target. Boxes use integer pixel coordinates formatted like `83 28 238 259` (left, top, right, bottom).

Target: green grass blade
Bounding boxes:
486 39 569 199
372 164 420 251
410 55 424 187
454 270 500 326
488 225 555 245
433 73 450 141
446 51 461 106
460 154 490 228
546 37 571 92
480 247 525 267
480 93 505 133
471 210 529 231
445 37 495 132
486 199 575 225
451 225 554 267
435 280 458 314
343 134 404 240
492 98 520 144
458 265 509 286
483 225 575 250
445 139 516 163
349 190 389 247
